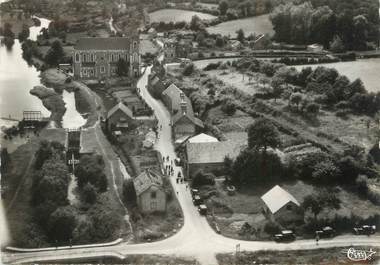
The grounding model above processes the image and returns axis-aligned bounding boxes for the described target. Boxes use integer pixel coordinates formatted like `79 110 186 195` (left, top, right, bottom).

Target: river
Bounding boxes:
0 16 86 128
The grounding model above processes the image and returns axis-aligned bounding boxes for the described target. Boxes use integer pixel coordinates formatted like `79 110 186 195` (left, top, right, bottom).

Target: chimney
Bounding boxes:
180 99 187 114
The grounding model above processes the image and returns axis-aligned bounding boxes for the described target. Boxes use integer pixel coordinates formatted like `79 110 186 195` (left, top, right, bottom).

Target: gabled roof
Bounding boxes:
133 169 163 196
75 37 131 50
261 185 300 214
188 133 218 143
173 111 203 128
186 140 245 164
107 102 134 119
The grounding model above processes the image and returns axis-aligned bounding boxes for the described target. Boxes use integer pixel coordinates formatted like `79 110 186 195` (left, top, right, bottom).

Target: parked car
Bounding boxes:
191 189 199 198
198 204 207 215
315 226 335 238
274 230 296 242
353 225 376 235
193 195 203 206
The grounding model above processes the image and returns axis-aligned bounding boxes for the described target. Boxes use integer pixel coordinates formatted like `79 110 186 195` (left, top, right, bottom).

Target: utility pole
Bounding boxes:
235 243 240 265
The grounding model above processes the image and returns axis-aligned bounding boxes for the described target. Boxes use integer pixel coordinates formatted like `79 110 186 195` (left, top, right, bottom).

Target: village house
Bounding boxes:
184 139 245 177
229 40 243 51
147 27 157 39
164 39 177 62
106 102 135 132
250 34 270 50
261 185 303 225
133 169 167 213
72 37 141 80
161 84 203 141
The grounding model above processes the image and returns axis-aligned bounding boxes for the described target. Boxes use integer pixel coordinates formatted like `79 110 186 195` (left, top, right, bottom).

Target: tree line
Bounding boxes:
270 1 378 51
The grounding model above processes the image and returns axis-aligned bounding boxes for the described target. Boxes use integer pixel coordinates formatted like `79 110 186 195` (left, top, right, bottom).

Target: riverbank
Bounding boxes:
41 69 100 128
30 85 66 127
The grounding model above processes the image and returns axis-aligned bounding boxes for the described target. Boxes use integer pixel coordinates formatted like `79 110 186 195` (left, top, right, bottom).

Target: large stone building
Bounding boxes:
133 169 167 213
261 185 303 225
73 37 140 80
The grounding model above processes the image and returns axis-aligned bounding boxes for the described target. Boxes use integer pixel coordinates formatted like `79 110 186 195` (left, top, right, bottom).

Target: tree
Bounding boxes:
47 206 77 243
192 170 215 188
289 92 303 111
45 40 65 66
236 28 245 43
182 63 194 76
75 154 108 192
1 148 10 173
219 0 228 16
82 183 97 204
305 102 320 117
223 156 234 181
232 149 282 184
302 190 340 219
312 160 341 183
123 179 137 206
116 58 129 76
3 23 15 38
271 76 285 102
18 24 30 42
337 156 362 184
34 140 65 169
221 97 237 115
330 35 345 53
248 118 280 152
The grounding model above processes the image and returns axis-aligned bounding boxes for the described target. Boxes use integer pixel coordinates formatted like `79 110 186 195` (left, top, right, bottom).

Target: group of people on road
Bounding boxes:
162 154 188 194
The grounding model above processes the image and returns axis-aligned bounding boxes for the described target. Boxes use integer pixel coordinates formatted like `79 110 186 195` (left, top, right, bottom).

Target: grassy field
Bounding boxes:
149 8 216 23
207 14 274 38
294 58 380 93
217 247 379 265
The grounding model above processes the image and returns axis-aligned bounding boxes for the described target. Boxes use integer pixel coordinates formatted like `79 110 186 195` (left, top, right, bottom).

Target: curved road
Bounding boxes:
3 66 380 265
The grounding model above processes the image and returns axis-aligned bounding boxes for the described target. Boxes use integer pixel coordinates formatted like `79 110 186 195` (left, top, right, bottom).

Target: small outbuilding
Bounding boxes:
106 102 134 132
133 169 167 213
261 185 303 224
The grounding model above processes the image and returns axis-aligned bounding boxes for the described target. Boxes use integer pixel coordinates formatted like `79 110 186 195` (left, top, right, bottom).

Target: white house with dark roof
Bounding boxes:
133 169 166 213
72 37 140 79
261 185 303 224
106 102 134 132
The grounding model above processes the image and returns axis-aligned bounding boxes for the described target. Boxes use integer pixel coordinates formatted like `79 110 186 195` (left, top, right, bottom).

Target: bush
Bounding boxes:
47 206 77 243
221 97 237 115
123 179 137 206
182 63 194 76
264 221 281 235
82 183 97 204
192 170 215 188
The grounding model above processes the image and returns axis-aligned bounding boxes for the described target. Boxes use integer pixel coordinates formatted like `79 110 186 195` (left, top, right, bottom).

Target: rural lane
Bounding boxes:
3 66 380 265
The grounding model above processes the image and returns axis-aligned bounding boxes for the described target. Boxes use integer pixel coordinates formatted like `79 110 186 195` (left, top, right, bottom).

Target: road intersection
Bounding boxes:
3 66 380 265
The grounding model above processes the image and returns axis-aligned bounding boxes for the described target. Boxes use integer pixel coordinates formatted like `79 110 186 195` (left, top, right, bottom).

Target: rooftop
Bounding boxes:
261 185 300 214
188 133 218 143
186 139 245 164
75 37 132 50
107 102 134 119
133 169 163 196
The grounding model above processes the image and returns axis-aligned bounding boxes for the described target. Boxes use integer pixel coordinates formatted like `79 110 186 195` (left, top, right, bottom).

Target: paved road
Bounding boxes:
3 67 380 265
